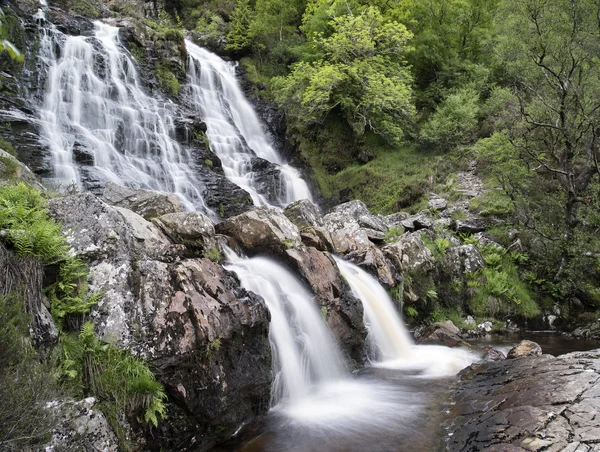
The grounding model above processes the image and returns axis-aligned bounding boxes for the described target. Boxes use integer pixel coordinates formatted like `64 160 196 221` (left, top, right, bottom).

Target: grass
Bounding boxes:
70 0 101 18
155 63 181 97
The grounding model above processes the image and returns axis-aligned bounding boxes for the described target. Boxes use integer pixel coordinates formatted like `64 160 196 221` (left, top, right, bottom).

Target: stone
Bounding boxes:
346 247 398 288
401 213 433 231
215 206 301 256
442 244 485 275
0 149 45 190
446 350 600 451
153 211 217 253
382 232 436 274
299 226 335 252
284 199 324 229
415 320 470 348
45 397 118 452
453 217 502 233
428 195 448 211
103 181 182 220
507 340 543 359
283 246 366 362
249 157 286 204
481 346 506 362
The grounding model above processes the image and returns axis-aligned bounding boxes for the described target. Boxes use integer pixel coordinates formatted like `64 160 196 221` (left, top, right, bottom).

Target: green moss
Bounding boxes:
155 63 181 97
70 0 101 18
205 247 222 263
320 306 328 320
0 155 18 178
0 136 16 156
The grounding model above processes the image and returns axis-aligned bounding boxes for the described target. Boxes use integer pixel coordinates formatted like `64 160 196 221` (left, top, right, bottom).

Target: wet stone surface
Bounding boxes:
445 349 600 451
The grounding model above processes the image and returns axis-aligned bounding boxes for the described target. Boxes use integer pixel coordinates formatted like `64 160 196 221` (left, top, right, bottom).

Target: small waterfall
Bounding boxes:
334 256 478 376
334 257 413 361
37 20 212 215
223 248 345 406
185 41 313 206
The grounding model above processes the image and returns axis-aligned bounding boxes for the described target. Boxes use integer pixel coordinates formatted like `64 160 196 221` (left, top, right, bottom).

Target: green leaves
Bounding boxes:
274 5 414 144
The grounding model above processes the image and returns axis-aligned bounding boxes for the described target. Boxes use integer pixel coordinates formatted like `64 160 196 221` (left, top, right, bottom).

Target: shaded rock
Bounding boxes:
415 320 470 347
446 350 600 451
202 174 254 219
507 340 542 359
153 211 217 254
481 346 506 362
299 226 334 252
103 181 182 220
284 199 323 229
0 149 45 190
250 157 285 204
45 397 118 452
283 246 366 362
401 213 433 231
346 247 398 288
216 206 301 256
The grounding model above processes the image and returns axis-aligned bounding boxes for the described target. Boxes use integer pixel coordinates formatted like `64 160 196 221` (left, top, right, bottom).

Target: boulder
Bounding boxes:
153 211 217 254
48 193 272 450
346 247 398 288
427 195 448 211
441 245 485 275
507 340 543 359
284 199 323 229
481 346 506 362
415 320 470 348
401 213 433 231
383 232 436 274
250 157 285 204
453 217 502 233
45 397 118 452
103 181 182 220
202 174 254 219
283 246 366 362
299 226 335 252
215 206 301 256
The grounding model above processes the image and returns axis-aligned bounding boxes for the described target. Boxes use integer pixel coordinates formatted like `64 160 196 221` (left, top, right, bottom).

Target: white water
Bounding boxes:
38 20 213 215
186 41 313 206
334 257 478 377
224 248 345 406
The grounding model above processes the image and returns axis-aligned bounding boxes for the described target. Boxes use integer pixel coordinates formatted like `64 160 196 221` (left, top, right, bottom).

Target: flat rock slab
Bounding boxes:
445 350 600 451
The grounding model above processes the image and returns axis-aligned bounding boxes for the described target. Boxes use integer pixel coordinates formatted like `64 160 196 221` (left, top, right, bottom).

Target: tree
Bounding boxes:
488 0 600 301
225 0 253 53
273 5 414 144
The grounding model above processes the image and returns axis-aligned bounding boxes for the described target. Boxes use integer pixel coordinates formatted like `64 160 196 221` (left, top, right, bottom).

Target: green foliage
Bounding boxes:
0 183 68 262
404 305 418 319
57 322 167 438
385 227 405 243
155 62 181 97
0 154 18 178
205 247 222 263
0 136 16 156
205 338 222 359
0 8 25 64
70 0 101 18
422 235 450 261
420 88 480 150
0 294 59 449
273 5 415 144
320 305 328 320
45 257 103 330
226 0 253 52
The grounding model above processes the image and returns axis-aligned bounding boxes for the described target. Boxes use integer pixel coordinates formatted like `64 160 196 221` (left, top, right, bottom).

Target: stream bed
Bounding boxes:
211 332 599 452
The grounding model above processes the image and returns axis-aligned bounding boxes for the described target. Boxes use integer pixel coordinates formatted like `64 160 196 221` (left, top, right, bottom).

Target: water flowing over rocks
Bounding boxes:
446 349 600 452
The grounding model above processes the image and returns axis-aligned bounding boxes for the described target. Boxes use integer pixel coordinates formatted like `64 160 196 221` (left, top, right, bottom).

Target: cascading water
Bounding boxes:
334 256 478 376
37 18 212 215
223 248 345 406
186 41 313 207
334 256 413 361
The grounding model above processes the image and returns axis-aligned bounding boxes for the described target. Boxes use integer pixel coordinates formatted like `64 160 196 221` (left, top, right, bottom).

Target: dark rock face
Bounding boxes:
47 194 272 451
250 157 285 204
283 246 367 363
446 349 600 451
202 174 254 219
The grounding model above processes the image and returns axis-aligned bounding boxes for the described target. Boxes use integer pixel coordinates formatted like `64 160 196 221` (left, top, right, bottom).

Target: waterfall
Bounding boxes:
223 248 345 406
334 257 413 361
185 41 313 207
38 20 212 216
334 256 478 376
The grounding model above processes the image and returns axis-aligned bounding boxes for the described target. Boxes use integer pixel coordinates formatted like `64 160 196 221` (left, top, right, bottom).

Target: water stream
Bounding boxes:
185 42 313 207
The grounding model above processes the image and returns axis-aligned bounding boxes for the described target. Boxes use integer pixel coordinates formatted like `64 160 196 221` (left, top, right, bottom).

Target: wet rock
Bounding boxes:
46 8 95 36
153 211 217 254
346 247 398 288
415 320 470 348
283 246 366 362
202 174 254 219
284 199 323 229
507 340 543 359
481 346 506 362
446 349 600 451
103 181 182 220
216 206 301 256
250 157 285 204
45 397 118 451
